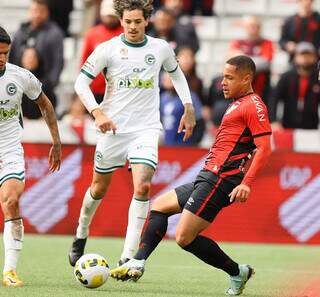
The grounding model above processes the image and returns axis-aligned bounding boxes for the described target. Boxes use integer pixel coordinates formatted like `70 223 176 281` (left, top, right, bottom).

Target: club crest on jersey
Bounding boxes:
145 54 155 65
95 151 103 162
6 83 17 96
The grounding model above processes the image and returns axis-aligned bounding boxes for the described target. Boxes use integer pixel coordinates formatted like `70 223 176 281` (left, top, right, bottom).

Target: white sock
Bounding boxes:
121 198 149 260
76 188 102 239
3 219 24 273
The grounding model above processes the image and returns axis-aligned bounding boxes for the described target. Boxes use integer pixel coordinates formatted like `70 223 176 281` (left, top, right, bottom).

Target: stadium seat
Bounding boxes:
69 9 83 37
193 16 218 41
218 17 246 40
0 8 28 35
223 0 267 16
271 46 290 83
268 0 297 16
294 130 320 152
262 17 283 42
0 0 30 8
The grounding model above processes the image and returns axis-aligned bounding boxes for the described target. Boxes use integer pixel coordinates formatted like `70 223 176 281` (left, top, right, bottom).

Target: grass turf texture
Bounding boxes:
0 235 318 297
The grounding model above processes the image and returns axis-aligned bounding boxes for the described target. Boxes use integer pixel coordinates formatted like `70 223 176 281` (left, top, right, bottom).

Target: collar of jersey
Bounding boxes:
232 91 254 101
121 34 148 47
0 66 5 77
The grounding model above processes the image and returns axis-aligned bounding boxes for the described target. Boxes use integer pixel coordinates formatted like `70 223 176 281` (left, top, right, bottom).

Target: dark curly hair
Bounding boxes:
0 26 11 45
114 0 153 19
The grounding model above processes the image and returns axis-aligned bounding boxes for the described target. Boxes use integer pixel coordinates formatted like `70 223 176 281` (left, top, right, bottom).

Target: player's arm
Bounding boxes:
229 134 271 203
168 66 196 141
36 92 62 172
74 43 116 134
74 73 116 134
163 46 196 141
164 64 196 141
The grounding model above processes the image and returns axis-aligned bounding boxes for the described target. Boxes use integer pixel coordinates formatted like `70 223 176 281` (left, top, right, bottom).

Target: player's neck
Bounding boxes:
233 90 254 101
121 34 148 47
0 66 6 77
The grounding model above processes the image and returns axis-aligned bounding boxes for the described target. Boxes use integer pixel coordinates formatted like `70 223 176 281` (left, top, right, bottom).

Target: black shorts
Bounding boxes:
175 169 238 222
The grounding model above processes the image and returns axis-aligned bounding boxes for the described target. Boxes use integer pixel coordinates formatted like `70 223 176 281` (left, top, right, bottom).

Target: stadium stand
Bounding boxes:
0 0 319 119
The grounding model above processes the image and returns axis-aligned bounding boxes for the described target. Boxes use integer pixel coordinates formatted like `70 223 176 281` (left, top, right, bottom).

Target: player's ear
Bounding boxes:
242 73 250 85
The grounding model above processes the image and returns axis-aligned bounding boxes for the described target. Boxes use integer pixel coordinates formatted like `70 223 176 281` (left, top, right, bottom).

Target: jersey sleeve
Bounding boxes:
243 96 272 137
23 69 42 100
80 42 110 80
162 42 179 73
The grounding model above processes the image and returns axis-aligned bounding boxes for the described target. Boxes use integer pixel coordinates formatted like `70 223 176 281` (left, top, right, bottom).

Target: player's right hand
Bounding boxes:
92 109 117 134
229 184 250 203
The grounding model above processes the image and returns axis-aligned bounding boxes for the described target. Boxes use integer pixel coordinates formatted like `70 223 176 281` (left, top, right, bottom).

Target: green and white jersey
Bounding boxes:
81 34 179 133
0 63 42 153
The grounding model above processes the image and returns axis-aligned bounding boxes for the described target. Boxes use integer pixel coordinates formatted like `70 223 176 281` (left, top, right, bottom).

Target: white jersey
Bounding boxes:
0 63 42 153
81 34 179 133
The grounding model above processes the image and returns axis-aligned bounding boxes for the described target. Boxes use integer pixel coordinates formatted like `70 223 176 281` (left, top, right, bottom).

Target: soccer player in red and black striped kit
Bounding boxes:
111 55 272 295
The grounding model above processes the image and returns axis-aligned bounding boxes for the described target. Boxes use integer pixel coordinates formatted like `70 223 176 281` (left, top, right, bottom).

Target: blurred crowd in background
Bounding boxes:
1 0 320 147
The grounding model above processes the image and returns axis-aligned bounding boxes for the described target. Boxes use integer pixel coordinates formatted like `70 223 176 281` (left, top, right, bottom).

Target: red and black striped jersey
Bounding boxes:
204 93 271 179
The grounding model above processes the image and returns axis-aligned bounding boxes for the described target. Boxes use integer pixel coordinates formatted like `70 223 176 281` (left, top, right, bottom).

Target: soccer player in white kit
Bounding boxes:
0 26 61 287
69 0 196 267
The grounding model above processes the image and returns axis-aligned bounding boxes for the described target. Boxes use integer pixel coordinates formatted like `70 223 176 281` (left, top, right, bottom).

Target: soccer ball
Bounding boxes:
74 253 109 288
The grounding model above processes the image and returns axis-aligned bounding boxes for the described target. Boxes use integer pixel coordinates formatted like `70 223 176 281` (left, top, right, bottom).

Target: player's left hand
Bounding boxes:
229 184 250 203
178 103 196 142
48 142 62 172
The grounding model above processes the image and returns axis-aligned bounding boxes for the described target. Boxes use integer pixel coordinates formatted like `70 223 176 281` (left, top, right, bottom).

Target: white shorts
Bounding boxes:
94 129 160 174
0 147 25 186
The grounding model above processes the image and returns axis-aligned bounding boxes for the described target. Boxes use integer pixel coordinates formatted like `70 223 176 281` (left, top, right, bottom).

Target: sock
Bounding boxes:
76 188 102 239
3 218 24 273
182 235 240 276
120 197 150 260
135 210 168 260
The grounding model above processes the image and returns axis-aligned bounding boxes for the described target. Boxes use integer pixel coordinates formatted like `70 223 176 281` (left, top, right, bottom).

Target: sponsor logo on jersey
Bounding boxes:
133 67 146 73
145 54 156 65
0 104 19 121
251 95 266 122
117 77 154 90
6 83 17 96
120 48 128 58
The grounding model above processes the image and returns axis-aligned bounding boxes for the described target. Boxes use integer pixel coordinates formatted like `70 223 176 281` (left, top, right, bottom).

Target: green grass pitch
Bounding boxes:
0 235 318 297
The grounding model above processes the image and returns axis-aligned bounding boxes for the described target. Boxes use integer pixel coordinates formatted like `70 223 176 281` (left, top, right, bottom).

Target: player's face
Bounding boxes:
121 9 148 43
222 63 250 99
0 42 10 71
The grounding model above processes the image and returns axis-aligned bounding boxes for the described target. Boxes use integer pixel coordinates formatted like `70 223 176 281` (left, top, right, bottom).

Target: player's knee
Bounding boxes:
2 194 20 214
135 181 151 197
175 231 194 248
90 182 107 199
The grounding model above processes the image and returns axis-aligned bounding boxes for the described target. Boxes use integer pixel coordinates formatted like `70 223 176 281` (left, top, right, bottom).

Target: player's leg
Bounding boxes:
119 130 160 263
69 134 127 266
177 169 254 295
0 179 24 287
69 171 114 266
110 183 194 281
119 163 154 263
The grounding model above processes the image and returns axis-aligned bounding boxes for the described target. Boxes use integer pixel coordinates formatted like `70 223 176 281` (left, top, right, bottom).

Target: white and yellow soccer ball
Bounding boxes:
74 253 109 288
